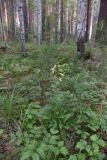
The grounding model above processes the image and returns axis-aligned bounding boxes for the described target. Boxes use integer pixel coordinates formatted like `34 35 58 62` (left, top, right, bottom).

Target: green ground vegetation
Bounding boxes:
0 42 107 160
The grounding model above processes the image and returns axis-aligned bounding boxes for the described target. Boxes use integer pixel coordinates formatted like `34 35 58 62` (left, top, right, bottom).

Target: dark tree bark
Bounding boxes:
60 0 64 43
8 0 16 40
55 0 59 43
96 0 107 41
77 37 85 57
23 0 29 41
46 16 51 43
42 0 46 41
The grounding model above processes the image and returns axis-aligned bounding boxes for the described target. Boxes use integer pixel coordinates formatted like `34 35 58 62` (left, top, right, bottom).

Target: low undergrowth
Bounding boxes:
0 43 107 160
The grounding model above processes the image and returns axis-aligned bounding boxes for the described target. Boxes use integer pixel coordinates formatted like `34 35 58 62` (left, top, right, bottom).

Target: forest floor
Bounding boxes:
0 42 107 160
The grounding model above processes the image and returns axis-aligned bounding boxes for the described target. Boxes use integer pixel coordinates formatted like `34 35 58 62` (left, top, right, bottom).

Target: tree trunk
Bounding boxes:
55 0 59 43
60 0 64 43
0 0 5 41
42 0 46 41
35 0 42 45
2 0 8 41
66 2 69 42
77 0 87 57
58 0 61 43
18 0 26 56
28 1 33 32
69 9 74 39
85 0 92 42
96 0 107 42
8 0 16 40
23 0 29 41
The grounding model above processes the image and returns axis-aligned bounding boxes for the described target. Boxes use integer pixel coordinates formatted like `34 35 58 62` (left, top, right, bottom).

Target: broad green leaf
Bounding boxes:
98 153 105 160
21 151 32 160
40 143 47 151
88 125 99 131
90 134 98 141
49 137 57 145
77 153 86 160
76 130 82 135
0 129 3 135
32 153 40 160
76 140 87 150
58 141 64 147
92 143 99 152
27 114 32 119
89 151 93 156
68 155 77 160
54 147 60 156
50 128 59 134
48 145 54 151
37 147 45 159
48 145 60 155
86 145 91 153
60 146 68 155
97 139 105 147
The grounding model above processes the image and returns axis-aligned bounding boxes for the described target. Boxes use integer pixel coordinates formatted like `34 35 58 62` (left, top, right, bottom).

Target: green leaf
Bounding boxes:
58 141 64 147
64 113 71 121
97 139 105 147
68 155 77 160
37 147 45 159
90 134 98 141
40 143 47 151
27 114 32 119
98 153 105 160
76 130 82 135
0 129 3 135
86 145 91 153
48 145 60 155
88 125 99 131
76 140 87 150
77 153 86 160
32 153 40 160
49 137 57 145
50 128 59 134
92 143 99 153
60 146 68 155
53 147 60 156
21 151 32 160
89 151 93 156
48 145 55 152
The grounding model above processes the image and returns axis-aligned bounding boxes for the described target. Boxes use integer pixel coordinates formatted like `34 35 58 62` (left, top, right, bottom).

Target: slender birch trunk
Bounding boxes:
2 0 8 41
58 0 61 43
55 0 59 43
23 0 29 40
18 0 26 56
85 0 93 42
26 0 30 32
66 2 69 42
0 0 5 41
35 0 42 45
77 0 87 57
89 0 93 41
